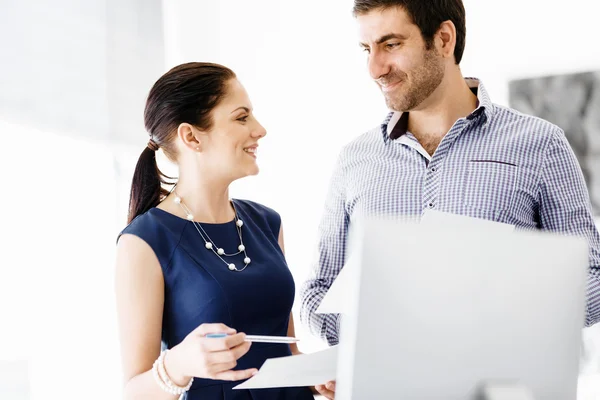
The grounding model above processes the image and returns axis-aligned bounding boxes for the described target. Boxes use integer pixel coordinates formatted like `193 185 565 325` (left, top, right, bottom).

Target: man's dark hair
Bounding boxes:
353 0 466 64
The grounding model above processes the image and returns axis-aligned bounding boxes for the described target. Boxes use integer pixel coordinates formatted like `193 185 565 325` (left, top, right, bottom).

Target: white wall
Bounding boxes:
461 0 600 105
0 0 164 145
0 119 124 400
0 2 165 398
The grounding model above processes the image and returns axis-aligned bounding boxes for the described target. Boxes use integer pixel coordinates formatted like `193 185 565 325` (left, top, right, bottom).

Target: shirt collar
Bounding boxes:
381 78 494 144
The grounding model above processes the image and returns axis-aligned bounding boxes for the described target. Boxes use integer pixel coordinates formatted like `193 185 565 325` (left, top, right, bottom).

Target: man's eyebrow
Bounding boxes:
360 33 408 47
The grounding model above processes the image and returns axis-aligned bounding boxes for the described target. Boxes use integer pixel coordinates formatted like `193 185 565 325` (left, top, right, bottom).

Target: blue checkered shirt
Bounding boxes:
300 79 600 345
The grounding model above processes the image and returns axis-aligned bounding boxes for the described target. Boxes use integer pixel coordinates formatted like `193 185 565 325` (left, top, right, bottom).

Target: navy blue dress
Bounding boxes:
119 199 314 400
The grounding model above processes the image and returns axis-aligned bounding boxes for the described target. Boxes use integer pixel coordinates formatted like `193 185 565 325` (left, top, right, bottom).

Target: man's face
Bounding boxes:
357 6 445 112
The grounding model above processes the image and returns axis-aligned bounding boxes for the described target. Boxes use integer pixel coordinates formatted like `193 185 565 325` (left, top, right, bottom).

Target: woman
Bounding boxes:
115 62 322 399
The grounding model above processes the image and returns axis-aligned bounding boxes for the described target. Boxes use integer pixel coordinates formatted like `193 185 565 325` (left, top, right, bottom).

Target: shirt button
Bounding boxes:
430 167 437 172
428 203 435 209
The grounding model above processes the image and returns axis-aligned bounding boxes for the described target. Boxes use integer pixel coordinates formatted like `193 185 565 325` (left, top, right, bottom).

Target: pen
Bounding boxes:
205 333 300 344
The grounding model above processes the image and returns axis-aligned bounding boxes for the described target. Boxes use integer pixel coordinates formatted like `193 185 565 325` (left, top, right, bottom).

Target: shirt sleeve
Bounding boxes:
538 128 600 326
299 151 349 345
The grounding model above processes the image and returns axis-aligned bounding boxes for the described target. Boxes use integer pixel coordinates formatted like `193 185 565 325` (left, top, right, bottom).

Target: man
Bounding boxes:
302 1 600 397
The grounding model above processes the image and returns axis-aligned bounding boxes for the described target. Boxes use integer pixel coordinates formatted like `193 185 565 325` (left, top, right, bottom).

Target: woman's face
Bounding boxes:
199 78 267 181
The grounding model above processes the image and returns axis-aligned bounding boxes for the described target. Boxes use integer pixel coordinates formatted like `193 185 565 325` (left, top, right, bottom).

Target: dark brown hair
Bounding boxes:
353 0 466 64
127 62 236 223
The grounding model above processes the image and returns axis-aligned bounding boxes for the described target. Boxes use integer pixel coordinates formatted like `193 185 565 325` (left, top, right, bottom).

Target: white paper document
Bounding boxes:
233 346 338 390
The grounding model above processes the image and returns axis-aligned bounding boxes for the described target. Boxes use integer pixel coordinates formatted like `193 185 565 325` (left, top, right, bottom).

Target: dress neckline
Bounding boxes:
151 199 240 226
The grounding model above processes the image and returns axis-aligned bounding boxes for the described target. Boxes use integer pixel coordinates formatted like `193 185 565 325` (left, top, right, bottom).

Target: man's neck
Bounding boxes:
406 71 478 153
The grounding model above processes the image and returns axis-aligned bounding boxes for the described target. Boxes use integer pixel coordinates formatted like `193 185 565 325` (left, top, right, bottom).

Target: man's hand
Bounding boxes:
315 380 336 399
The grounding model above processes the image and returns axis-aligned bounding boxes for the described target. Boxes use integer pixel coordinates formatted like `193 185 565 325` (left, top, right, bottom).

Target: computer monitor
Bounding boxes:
336 217 588 400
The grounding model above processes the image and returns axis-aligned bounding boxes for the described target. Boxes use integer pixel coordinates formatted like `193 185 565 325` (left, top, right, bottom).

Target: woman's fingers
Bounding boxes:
213 367 258 381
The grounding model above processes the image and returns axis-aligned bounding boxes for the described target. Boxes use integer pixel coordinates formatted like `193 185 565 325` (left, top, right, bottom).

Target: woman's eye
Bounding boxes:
237 116 248 122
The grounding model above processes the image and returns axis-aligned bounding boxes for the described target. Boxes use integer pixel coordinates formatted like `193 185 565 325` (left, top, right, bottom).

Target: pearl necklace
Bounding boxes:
174 194 251 272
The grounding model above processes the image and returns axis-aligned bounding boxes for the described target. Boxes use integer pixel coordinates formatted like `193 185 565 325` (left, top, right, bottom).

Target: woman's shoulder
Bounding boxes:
234 199 279 217
117 208 188 254
233 199 282 237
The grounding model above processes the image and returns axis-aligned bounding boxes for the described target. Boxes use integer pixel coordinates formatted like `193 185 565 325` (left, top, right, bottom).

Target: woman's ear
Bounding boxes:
177 123 203 152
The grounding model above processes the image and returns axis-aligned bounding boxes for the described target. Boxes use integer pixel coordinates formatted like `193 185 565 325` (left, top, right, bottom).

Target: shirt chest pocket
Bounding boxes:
462 160 517 214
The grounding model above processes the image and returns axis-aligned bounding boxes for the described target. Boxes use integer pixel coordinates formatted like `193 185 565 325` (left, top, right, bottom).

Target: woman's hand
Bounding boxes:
164 323 257 384
314 380 336 399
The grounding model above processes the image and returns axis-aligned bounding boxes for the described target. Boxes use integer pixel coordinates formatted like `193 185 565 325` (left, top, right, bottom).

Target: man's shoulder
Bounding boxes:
339 125 384 156
490 103 563 137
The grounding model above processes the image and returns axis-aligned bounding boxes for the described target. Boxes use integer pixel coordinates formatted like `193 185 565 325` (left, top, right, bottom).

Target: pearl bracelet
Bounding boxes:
152 350 194 397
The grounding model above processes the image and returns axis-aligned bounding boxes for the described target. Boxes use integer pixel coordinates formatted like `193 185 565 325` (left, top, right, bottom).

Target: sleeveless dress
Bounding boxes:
119 199 314 400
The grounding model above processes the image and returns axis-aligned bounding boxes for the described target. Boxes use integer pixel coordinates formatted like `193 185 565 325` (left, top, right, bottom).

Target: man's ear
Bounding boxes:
435 20 457 60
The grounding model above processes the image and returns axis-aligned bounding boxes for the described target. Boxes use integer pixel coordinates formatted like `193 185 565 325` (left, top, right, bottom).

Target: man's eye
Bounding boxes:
386 43 400 49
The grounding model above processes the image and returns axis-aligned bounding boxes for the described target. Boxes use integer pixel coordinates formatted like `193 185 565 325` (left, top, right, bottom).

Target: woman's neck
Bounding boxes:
163 176 235 223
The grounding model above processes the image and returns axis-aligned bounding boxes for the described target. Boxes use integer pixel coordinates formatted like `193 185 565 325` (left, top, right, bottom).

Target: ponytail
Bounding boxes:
127 147 171 224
